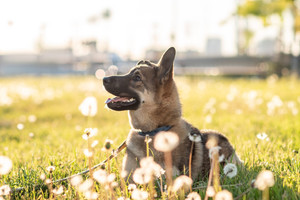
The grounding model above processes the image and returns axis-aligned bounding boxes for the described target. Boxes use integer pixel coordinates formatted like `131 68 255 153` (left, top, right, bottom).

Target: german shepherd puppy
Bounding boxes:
103 47 242 181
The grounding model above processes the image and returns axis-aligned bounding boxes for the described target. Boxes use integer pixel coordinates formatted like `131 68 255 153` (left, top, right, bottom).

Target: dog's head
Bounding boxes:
103 47 176 111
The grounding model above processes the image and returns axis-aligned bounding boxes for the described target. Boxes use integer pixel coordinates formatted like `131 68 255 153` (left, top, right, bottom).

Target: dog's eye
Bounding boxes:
133 75 142 82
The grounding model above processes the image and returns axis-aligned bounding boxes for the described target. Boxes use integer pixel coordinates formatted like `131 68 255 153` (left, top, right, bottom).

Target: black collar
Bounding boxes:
138 125 172 137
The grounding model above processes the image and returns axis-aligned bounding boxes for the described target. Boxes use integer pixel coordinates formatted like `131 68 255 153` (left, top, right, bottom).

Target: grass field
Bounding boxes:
0 75 299 199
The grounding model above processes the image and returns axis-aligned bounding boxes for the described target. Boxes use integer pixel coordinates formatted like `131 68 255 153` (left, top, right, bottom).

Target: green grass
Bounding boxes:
0 76 299 199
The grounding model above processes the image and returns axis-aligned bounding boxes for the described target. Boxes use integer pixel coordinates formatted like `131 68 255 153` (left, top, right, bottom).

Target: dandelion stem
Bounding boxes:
164 151 173 187
146 135 150 157
262 188 269 200
204 157 215 200
213 151 221 193
189 141 194 192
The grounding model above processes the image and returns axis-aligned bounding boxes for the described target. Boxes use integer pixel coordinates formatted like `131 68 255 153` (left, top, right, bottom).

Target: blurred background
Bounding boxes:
1 0 300 77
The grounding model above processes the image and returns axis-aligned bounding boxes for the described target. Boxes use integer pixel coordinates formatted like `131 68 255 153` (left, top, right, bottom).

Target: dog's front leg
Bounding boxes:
122 148 139 183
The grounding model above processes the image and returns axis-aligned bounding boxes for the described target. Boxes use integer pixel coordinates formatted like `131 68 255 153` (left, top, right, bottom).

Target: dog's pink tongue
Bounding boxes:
105 97 129 104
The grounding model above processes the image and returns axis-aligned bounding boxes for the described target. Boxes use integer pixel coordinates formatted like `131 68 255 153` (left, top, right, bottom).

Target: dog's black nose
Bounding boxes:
103 77 111 85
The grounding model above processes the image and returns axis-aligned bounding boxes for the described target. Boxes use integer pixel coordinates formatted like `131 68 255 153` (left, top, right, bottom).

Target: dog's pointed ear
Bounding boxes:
137 60 144 65
158 47 176 84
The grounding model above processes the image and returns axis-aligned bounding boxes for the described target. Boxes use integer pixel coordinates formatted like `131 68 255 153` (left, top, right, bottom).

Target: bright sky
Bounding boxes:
0 0 257 58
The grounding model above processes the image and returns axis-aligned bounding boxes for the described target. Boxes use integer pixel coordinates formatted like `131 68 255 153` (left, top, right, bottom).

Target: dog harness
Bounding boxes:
138 125 172 137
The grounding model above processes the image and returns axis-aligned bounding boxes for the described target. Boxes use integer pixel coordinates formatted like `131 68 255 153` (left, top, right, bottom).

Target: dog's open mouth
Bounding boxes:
105 96 139 110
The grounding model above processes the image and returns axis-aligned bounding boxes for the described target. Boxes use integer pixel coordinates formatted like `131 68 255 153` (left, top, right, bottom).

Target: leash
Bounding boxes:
12 140 127 193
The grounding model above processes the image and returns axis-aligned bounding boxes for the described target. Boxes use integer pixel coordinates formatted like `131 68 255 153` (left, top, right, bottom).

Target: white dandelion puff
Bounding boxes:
186 192 201 200
215 189 233 200
254 170 275 190
188 132 202 142
219 154 225 162
256 132 269 140
206 186 215 197
29 132 34 138
17 123 24 130
46 166 55 173
78 178 94 192
154 131 179 152
209 146 222 159
83 149 94 157
91 140 99 148
93 169 108 184
223 163 238 178
78 96 98 117
172 175 193 192
28 115 37 123
140 157 163 178
0 185 11 196
40 173 46 180
107 173 116 183
71 175 83 186
127 184 137 192
131 189 149 200
82 128 96 140
0 156 13 175
84 191 99 200
133 167 152 184
52 186 64 195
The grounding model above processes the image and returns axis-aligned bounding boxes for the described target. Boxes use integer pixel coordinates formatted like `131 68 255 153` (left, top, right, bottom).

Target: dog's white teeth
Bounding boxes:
129 98 134 101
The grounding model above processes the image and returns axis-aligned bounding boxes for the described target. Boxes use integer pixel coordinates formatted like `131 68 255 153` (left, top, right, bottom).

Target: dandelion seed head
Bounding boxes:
82 128 96 140
29 132 34 138
104 139 113 150
140 157 163 177
83 149 94 157
255 170 275 190
45 179 52 184
256 132 269 140
111 181 118 188
93 169 108 184
172 175 193 192
219 154 225 162
188 132 202 142
17 123 24 130
209 146 222 159
223 163 238 178
52 186 64 195
121 170 128 178
84 191 99 200
215 190 233 200
78 178 93 192
206 186 215 197
131 189 149 200
28 115 37 123
78 96 98 117
154 131 179 152
95 69 106 80
144 137 152 143
205 115 212 123
91 140 99 148
71 175 83 186
0 185 11 196
0 156 12 175
127 184 137 192
40 173 46 180
107 173 116 183
133 167 152 184
186 192 201 200
46 166 55 173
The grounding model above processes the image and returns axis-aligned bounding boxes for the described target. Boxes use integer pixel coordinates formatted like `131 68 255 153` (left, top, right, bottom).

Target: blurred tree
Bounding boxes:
237 0 300 75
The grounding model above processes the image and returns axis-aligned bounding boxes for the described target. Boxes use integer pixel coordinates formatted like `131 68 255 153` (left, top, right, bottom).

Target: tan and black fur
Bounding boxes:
103 47 242 182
